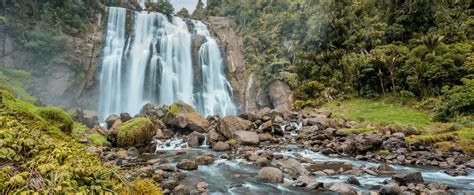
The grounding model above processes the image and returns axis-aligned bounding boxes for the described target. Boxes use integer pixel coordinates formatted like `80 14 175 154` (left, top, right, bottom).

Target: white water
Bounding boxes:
99 8 236 118
193 21 237 116
98 7 126 116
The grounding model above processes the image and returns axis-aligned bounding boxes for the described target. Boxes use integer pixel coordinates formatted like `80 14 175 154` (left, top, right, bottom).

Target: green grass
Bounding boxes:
323 98 431 129
322 98 474 153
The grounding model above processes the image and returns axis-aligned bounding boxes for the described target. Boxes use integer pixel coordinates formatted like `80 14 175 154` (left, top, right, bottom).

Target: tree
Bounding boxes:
176 8 190 18
192 0 206 20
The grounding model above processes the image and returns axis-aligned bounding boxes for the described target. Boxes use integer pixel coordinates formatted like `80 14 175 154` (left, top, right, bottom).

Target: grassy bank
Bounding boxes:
322 98 473 153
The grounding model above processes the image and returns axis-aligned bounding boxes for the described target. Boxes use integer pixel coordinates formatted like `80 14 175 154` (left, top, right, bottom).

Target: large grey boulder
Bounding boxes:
258 167 284 183
233 130 259 145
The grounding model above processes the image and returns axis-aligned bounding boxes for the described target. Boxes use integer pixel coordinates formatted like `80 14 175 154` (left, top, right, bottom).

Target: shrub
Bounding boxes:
434 78 474 121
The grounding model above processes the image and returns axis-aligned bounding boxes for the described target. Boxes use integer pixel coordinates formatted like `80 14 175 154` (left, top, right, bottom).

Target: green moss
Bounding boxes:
0 90 132 193
169 103 181 114
117 117 155 147
38 107 74 134
376 149 390 156
87 133 111 147
226 139 238 145
407 127 474 153
128 179 162 194
340 127 376 135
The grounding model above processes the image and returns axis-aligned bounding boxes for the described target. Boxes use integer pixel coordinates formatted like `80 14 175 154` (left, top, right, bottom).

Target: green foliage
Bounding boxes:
434 78 474 122
176 8 190 18
206 0 474 121
146 2 174 15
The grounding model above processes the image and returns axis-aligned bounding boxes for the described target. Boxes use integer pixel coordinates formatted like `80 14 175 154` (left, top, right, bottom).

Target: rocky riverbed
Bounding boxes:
74 101 474 194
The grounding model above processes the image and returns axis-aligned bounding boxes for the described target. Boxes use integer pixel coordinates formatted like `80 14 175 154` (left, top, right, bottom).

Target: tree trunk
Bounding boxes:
390 71 395 92
378 68 385 95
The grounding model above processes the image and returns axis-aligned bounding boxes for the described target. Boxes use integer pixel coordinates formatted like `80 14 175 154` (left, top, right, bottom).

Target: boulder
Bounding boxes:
392 172 424 185
257 167 284 183
117 117 155 148
328 182 356 194
282 159 307 179
379 183 401 195
213 141 230 151
195 155 214 165
160 179 178 190
173 184 189 195
176 159 198 170
105 114 120 128
187 131 204 148
346 176 360 185
196 181 208 192
233 130 259 145
83 110 100 128
268 80 293 113
383 137 406 151
377 163 395 172
258 133 273 142
120 112 132 122
164 101 210 133
294 175 316 187
217 116 252 138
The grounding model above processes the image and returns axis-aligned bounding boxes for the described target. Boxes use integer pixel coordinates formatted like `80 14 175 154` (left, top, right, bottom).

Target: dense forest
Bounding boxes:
206 0 473 122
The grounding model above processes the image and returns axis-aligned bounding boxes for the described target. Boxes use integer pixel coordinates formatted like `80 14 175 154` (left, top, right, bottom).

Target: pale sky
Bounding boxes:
170 0 206 13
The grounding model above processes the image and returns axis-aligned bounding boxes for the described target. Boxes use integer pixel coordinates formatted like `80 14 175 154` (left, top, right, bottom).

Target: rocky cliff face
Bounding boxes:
0 11 104 109
207 16 294 113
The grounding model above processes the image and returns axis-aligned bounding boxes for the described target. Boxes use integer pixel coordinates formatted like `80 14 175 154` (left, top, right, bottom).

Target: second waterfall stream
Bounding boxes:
98 7 236 118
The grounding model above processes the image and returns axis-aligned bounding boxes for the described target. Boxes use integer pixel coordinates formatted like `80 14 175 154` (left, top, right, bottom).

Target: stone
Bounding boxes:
105 114 120 128
187 131 204 148
256 157 269 166
379 183 401 195
176 159 198 170
160 179 178 190
383 137 406 151
83 110 100 128
117 117 156 148
164 101 210 133
392 172 424 184
377 163 395 172
306 182 324 190
173 184 189 195
392 132 405 140
294 175 316 187
268 80 293 113
328 182 356 194
213 141 231 151
427 183 449 191
257 167 284 183
346 176 360 185
197 181 208 192
258 133 273 142
233 130 259 145
119 112 132 122
217 116 252 138
195 155 214 165
127 147 139 158
209 129 226 142
282 159 307 179
87 146 99 154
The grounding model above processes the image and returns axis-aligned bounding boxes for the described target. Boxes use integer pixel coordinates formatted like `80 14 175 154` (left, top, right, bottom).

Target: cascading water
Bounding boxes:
98 7 126 116
193 21 236 116
98 7 236 118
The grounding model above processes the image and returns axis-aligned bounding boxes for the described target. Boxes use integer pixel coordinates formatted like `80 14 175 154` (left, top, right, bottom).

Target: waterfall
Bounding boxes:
193 21 237 116
98 7 236 118
98 7 126 116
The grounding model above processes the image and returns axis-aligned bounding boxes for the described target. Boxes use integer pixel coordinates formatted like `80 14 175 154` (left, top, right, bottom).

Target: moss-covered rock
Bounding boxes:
87 133 111 147
38 107 74 134
164 101 209 133
117 117 155 148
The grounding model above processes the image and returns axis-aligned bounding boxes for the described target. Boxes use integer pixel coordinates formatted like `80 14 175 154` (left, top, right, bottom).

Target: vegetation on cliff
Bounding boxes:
206 0 473 122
